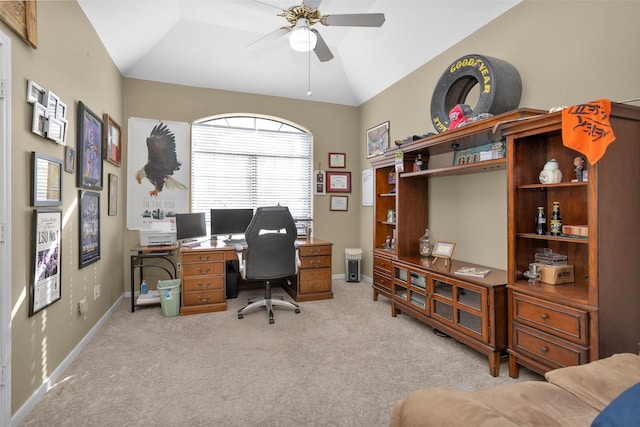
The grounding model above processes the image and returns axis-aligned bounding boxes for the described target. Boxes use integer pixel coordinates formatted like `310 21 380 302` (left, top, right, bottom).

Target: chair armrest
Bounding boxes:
234 244 246 279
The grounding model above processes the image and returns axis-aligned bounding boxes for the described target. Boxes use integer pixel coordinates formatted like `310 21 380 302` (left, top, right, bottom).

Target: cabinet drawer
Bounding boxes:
182 251 225 264
299 255 331 269
299 245 332 257
183 289 224 306
373 256 392 273
374 271 392 291
181 262 225 277
299 268 331 293
182 275 224 292
512 292 588 345
512 323 588 369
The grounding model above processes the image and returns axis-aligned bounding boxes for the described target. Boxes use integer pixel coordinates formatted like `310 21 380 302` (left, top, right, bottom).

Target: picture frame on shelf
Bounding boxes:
31 102 47 137
103 114 122 166
366 121 389 158
30 209 62 316
328 152 346 168
330 195 348 211
77 101 104 190
432 241 456 267
108 173 118 216
79 190 101 268
26 79 45 104
31 152 63 207
326 171 351 193
64 147 76 173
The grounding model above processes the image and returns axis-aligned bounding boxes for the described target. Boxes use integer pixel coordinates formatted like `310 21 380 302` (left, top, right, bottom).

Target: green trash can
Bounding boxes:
157 279 181 317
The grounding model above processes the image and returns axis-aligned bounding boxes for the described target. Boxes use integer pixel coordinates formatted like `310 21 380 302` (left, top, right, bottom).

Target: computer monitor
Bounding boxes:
210 208 253 237
175 212 207 241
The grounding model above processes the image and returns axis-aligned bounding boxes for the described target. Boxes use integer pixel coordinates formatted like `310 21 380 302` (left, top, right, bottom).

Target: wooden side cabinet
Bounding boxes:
180 249 227 315
283 238 333 302
504 103 640 377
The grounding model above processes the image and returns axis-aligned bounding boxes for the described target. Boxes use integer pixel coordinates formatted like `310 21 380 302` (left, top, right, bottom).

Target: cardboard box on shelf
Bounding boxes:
535 263 574 285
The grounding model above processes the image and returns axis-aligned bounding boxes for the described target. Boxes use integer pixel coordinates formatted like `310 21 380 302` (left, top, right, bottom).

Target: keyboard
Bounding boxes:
224 238 246 245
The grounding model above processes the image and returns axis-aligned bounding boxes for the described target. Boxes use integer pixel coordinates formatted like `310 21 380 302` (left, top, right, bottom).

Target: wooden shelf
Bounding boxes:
516 233 588 244
401 158 505 179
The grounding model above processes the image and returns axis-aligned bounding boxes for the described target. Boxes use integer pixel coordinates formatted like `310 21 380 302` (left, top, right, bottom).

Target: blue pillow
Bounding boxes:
591 382 640 427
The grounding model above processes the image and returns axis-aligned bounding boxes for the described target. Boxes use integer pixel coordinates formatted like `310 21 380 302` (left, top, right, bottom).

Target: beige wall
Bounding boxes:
357 0 640 273
7 0 640 419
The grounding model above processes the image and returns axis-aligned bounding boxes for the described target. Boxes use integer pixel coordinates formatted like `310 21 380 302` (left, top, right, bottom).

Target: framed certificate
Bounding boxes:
326 171 351 193
328 152 346 168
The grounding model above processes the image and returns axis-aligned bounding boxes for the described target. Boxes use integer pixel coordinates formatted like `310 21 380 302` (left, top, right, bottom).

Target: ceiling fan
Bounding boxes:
250 0 385 62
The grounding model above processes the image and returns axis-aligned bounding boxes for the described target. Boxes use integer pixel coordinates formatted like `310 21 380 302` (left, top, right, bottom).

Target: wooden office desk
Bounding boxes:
179 238 333 316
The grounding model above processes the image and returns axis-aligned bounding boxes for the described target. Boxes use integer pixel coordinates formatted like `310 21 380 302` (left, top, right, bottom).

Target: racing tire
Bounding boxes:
430 54 522 133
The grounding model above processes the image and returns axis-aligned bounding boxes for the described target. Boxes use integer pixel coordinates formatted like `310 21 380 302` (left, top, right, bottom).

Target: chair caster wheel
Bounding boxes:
238 313 243 319
295 309 301 314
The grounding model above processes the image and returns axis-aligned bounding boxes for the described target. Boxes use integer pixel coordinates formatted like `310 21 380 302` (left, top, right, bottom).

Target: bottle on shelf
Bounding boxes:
419 229 434 257
413 154 423 172
550 201 563 236
535 206 546 235
141 280 148 294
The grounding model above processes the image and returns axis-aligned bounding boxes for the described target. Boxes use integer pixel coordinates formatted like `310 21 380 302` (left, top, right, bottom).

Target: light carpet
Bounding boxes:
20 280 540 426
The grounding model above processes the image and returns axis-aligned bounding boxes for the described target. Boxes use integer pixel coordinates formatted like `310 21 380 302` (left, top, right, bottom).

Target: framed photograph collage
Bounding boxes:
26 85 121 315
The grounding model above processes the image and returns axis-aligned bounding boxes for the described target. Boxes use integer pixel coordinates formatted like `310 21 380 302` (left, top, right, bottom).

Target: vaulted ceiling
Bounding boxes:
78 0 521 106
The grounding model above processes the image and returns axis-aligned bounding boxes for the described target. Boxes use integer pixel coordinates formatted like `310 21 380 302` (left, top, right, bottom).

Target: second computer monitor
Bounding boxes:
210 208 253 237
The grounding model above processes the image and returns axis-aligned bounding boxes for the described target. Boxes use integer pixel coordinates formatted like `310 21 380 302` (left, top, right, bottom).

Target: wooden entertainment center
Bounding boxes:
371 104 640 377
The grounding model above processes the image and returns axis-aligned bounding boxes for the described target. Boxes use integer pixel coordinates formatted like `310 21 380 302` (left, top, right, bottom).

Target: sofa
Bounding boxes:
390 353 640 426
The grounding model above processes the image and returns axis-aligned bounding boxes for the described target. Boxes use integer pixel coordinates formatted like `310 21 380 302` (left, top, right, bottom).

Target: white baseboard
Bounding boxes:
11 295 125 427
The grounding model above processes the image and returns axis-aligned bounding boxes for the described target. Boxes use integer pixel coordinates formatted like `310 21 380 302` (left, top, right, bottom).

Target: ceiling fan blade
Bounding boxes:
247 27 290 49
303 0 323 9
323 13 385 27
311 29 333 62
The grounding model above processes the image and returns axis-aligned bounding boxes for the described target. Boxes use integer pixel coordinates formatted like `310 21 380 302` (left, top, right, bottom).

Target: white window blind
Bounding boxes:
191 117 313 230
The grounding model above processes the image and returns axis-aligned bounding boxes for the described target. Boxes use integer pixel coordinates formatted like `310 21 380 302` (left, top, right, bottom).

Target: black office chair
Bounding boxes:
235 205 301 324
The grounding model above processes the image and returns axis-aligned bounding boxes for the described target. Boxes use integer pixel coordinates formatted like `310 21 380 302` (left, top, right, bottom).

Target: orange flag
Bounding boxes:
561 99 616 165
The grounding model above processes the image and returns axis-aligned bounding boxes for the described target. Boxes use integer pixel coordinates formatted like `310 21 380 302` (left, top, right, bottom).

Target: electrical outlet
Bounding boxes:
94 284 101 300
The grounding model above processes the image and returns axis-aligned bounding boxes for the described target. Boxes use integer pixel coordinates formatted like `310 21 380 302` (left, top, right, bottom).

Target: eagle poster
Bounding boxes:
127 117 190 230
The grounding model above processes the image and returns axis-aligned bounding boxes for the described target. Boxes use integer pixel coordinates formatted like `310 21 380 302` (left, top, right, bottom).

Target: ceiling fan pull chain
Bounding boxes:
307 46 312 97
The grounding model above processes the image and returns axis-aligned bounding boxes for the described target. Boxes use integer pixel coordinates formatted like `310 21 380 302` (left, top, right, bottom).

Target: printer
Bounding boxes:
138 222 177 246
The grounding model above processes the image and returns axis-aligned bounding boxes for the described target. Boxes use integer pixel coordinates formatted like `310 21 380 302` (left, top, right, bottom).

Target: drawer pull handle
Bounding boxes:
198 255 210 261
198 295 210 302
198 282 211 289
197 267 211 274
541 346 549 353
540 313 549 320
311 260 321 267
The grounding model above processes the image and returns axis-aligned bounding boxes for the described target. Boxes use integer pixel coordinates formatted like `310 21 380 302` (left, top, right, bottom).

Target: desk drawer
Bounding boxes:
512 323 588 369
512 292 588 345
181 262 225 277
373 256 392 273
182 251 225 264
182 276 224 292
299 255 331 269
183 289 224 306
299 268 331 293
374 271 392 291
299 245 332 257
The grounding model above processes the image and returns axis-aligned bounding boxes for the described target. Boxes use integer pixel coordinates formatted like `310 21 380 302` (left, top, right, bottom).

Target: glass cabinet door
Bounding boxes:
431 277 453 323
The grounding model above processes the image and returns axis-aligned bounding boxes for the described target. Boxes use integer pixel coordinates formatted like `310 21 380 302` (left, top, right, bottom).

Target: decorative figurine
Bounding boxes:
539 159 563 184
573 156 586 182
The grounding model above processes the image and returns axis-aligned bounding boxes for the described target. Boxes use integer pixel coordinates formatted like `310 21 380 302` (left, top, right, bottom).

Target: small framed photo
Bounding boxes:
45 90 60 119
103 114 122 166
30 209 63 316
108 173 118 216
65 147 76 173
366 121 390 158
326 171 351 193
77 101 103 190
27 80 45 104
328 152 346 168
79 190 101 268
56 100 67 120
314 170 326 195
432 241 456 267
31 102 47 137
31 152 63 207
330 195 348 211
45 117 66 145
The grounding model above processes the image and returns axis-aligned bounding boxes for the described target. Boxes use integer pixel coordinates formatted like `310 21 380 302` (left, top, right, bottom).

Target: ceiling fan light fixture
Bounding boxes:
289 18 317 52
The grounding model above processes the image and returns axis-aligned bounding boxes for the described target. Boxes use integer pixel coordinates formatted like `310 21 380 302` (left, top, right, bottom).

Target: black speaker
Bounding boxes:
346 259 360 282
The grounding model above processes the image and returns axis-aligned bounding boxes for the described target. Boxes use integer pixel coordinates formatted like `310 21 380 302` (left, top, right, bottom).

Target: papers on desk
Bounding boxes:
136 289 161 305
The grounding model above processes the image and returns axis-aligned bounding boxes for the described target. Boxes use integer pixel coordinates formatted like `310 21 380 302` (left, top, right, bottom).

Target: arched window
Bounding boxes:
191 115 313 234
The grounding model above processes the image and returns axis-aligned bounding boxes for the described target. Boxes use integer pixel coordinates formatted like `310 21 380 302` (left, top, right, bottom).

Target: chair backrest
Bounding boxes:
244 205 298 280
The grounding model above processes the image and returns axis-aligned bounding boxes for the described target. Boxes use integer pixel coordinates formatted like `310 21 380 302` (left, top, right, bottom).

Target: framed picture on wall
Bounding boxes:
108 173 118 216
79 190 101 268
330 195 348 211
103 114 122 166
30 209 62 316
326 171 351 193
31 152 63 207
77 101 104 190
366 121 389 158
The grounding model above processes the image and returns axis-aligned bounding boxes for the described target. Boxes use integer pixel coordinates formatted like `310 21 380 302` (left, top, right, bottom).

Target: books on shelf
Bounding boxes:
455 266 491 278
